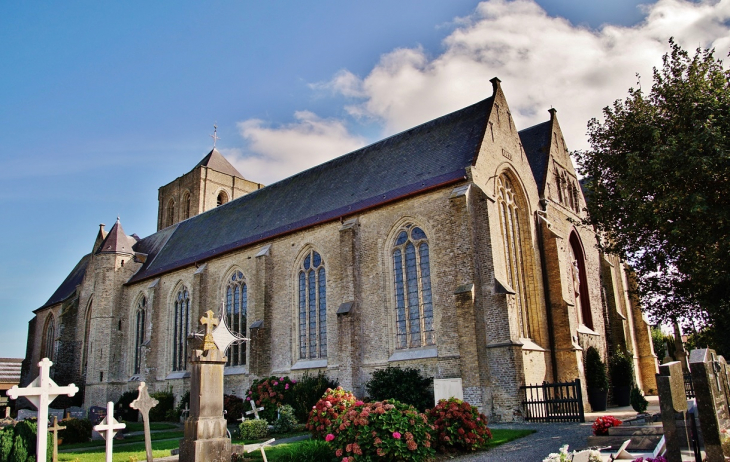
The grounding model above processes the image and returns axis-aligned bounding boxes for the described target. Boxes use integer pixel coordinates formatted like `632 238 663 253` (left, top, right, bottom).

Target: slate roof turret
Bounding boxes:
195 148 245 178
97 217 136 256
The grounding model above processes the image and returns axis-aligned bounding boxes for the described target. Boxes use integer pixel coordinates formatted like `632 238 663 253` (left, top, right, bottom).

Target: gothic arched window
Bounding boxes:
554 168 563 204
167 199 175 227
392 224 434 349
133 296 146 375
298 250 326 360
182 192 191 220
41 315 55 361
217 191 228 207
569 233 593 329
172 287 190 371
82 301 92 373
226 271 247 366
497 173 531 338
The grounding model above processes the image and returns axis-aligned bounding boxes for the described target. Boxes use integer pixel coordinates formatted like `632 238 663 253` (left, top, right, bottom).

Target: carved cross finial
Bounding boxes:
210 124 220 148
200 310 219 351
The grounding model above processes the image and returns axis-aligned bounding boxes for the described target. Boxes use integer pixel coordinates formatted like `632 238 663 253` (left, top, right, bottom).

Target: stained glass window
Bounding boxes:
498 174 531 338
172 287 190 371
392 225 434 349
298 250 326 359
225 271 247 366
134 297 146 374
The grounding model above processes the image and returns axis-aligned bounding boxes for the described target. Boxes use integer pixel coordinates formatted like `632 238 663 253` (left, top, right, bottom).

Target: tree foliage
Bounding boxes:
576 40 730 340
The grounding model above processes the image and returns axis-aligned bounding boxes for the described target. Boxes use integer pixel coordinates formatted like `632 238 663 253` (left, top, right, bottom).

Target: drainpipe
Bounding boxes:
537 198 559 382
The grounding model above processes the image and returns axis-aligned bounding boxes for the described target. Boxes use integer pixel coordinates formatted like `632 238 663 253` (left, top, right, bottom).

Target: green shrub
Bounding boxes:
426 398 492 452
306 387 357 439
0 426 13 460
245 376 296 423
286 371 338 423
630 387 649 413
149 391 175 422
585 347 609 391
609 350 635 387
365 366 433 411
58 418 93 444
272 404 297 434
116 390 139 422
239 419 268 440
224 394 245 425
276 439 336 462
329 399 435 462
0 419 52 462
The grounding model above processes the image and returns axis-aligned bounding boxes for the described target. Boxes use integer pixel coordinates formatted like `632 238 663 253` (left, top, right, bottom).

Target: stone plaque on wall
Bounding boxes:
434 378 464 405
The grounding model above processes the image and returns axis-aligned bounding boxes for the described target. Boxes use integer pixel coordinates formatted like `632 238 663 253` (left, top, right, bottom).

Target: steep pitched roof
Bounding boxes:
128 97 492 283
519 120 552 195
37 253 91 311
97 218 136 255
0 358 22 385
195 148 245 178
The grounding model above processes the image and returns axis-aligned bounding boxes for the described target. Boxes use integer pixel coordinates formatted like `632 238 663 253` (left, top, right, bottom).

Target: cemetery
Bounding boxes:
2 311 729 461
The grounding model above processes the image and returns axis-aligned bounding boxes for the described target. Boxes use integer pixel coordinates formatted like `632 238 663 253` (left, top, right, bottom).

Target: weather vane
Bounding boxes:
210 123 220 148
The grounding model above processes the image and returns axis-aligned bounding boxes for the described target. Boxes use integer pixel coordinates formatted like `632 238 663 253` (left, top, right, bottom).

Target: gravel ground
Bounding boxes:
449 422 595 462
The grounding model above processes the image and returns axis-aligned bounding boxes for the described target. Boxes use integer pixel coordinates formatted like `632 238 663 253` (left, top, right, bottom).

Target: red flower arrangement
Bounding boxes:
592 415 622 436
426 398 492 452
306 386 357 439
244 375 296 423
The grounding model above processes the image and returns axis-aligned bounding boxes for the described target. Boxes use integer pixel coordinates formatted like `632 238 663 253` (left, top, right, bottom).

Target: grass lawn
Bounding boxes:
58 439 179 462
487 428 536 447
123 422 178 432
60 431 184 450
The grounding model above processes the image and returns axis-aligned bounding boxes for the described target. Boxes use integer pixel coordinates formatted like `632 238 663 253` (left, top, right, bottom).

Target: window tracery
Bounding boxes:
182 192 191 220
225 270 247 366
497 173 531 338
392 224 434 349
298 250 326 359
172 286 190 371
133 296 146 375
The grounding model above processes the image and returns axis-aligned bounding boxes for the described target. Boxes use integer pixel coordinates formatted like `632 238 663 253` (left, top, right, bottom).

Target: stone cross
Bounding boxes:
238 414 246 424
130 382 158 462
200 310 219 351
182 403 190 419
4 407 9 419
245 400 265 420
49 416 65 462
94 401 127 462
6 358 79 462
245 438 275 462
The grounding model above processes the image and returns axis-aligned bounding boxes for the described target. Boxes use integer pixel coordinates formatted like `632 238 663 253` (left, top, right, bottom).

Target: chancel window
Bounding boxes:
41 315 55 361
172 287 190 371
498 174 531 338
569 233 593 329
298 250 326 359
82 301 92 373
392 224 434 349
226 271 247 366
134 297 146 375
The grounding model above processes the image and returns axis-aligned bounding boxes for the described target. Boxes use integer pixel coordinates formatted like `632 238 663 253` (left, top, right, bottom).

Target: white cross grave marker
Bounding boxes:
6 358 79 462
245 399 265 420
94 401 126 462
245 438 275 462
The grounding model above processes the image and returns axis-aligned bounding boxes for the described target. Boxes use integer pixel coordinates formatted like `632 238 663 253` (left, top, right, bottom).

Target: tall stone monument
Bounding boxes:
179 310 231 462
656 361 688 462
689 348 730 462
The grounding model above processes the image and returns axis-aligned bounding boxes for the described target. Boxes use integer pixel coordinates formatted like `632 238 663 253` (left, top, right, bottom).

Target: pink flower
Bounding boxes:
279 377 284 381
273 381 279 386
292 380 297 383
246 397 250 401
285 383 289 389
325 433 335 442
342 458 349 462
355 400 364 406
393 431 402 439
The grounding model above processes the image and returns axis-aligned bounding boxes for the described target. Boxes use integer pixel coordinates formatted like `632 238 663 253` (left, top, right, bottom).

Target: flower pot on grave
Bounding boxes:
587 388 608 412
613 386 631 406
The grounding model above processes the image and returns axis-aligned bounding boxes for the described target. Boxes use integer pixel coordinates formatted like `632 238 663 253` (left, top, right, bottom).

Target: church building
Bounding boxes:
21 78 658 420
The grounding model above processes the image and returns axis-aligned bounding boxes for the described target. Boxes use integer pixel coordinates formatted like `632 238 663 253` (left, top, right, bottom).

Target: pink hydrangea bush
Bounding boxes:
329 399 435 462
426 398 492 452
244 375 296 423
306 386 357 439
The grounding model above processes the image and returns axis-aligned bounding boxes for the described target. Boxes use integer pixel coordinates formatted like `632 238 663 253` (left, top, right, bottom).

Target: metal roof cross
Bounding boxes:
6 358 79 462
94 401 126 462
210 124 221 148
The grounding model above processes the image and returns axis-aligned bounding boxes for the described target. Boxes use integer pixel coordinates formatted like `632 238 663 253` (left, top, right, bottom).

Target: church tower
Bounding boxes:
157 148 264 230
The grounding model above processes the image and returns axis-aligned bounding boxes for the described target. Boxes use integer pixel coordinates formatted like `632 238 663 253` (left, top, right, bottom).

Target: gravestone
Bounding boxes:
689 348 730 461
93 401 126 462
88 405 107 425
49 416 65 462
17 409 37 421
656 361 687 462
179 310 231 462
6 358 79 462
48 408 64 422
130 381 158 462
66 406 85 419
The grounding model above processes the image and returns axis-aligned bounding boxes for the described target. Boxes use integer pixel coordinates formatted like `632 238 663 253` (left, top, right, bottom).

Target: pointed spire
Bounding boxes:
490 77 502 95
195 148 245 179
97 217 135 255
92 223 108 254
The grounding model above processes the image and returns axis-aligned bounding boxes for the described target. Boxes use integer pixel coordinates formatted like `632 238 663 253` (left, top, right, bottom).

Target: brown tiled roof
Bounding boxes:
0 358 22 384
195 148 244 178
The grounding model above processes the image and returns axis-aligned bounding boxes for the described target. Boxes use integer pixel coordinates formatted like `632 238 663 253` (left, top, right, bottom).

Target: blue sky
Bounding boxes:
1 0 728 358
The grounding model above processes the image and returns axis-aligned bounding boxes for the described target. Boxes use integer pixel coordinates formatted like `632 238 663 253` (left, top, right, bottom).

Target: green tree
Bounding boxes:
576 40 730 352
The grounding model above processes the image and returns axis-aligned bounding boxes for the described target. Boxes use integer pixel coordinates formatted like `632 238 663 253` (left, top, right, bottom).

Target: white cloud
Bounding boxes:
334 0 730 149
233 0 730 183
228 111 366 185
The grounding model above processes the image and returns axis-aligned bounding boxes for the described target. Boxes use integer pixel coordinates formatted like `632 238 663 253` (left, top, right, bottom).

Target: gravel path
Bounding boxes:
449 422 595 462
